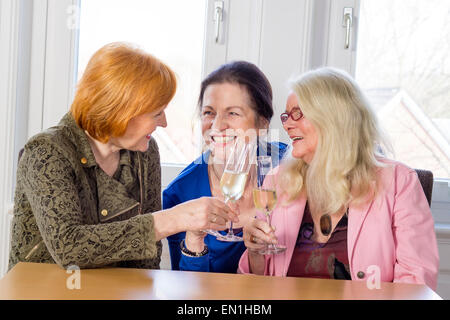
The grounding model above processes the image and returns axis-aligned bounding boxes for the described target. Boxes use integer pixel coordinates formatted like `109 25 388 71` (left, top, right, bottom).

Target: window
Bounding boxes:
355 0 450 179
77 0 207 165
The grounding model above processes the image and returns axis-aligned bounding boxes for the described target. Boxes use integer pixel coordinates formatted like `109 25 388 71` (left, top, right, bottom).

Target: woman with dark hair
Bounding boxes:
163 61 287 273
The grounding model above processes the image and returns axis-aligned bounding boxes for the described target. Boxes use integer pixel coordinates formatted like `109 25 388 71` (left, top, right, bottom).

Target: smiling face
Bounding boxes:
283 92 318 164
110 106 167 152
200 82 260 161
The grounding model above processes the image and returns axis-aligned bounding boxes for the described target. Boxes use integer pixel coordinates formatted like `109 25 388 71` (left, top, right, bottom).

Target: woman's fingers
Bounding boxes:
202 197 239 230
243 218 277 250
209 197 239 223
182 197 239 231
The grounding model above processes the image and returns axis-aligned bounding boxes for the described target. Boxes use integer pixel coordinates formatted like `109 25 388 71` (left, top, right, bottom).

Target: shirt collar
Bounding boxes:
59 112 133 168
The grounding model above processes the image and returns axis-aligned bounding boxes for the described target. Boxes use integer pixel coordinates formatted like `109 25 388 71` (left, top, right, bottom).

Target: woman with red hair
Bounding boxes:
9 42 237 270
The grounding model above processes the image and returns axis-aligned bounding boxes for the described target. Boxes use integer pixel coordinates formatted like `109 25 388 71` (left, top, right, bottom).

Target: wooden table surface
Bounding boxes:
0 262 441 300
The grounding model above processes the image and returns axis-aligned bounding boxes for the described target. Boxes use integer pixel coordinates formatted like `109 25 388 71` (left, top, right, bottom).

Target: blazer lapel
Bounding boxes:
273 193 306 276
96 168 140 222
347 197 374 268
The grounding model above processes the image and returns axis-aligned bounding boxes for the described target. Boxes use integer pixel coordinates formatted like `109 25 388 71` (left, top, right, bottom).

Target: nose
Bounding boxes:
211 113 228 131
158 111 167 128
282 116 294 132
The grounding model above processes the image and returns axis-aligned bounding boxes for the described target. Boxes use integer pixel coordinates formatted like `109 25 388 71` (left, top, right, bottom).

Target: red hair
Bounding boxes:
71 42 177 142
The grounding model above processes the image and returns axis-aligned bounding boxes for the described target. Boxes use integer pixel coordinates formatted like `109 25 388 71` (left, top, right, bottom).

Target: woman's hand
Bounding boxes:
242 217 278 275
243 217 278 252
175 197 239 232
153 197 238 242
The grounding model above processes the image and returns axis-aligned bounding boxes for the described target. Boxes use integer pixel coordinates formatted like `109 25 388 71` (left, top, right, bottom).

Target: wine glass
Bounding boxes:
252 155 286 254
215 138 255 242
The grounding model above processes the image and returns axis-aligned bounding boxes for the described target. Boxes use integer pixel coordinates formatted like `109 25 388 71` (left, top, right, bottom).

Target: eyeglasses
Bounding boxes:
280 107 304 123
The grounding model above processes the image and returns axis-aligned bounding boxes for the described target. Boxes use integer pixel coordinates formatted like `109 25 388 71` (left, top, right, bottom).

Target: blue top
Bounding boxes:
163 141 287 273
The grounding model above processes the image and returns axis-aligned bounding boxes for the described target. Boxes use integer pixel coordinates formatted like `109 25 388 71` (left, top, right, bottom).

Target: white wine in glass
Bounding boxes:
252 189 277 213
216 138 255 242
220 171 248 202
253 156 286 254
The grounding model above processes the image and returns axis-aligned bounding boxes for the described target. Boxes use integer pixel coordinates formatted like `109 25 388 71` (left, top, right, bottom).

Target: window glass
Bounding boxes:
356 0 450 178
77 0 207 164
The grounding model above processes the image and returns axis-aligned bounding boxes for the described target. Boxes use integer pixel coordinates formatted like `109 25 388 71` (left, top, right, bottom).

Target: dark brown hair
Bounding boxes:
198 61 273 124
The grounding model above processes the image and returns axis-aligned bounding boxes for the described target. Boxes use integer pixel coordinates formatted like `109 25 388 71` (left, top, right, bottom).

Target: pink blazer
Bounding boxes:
238 159 439 290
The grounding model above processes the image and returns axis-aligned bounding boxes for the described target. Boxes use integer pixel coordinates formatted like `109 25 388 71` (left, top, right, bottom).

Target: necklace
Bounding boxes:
319 214 332 236
307 202 348 236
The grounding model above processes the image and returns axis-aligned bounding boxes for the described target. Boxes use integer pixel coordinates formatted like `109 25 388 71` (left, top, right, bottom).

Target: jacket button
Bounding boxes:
357 271 365 279
80 157 87 164
101 209 108 217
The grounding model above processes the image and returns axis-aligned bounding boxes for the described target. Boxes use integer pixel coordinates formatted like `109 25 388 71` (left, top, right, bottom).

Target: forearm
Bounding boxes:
248 251 266 275
35 214 158 269
152 208 184 242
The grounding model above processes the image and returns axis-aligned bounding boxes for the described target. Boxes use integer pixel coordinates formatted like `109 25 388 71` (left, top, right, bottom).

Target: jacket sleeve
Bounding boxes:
22 142 159 269
238 175 274 275
238 249 271 275
162 186 184 270
392 168 439 290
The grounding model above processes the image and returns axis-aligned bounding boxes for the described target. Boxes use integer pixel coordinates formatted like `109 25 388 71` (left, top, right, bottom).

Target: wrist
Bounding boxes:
152 209 179 241
185 232 206 253
180 239 208 257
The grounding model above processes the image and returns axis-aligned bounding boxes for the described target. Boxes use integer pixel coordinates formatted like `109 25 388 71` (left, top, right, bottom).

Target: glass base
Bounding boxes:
202 229 221 237
257 244 287 255
216 233 244 242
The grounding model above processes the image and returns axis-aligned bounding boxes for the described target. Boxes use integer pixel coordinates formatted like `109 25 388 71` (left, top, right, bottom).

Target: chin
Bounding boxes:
211 144 235 165
129 141 150 153
291 149 307 160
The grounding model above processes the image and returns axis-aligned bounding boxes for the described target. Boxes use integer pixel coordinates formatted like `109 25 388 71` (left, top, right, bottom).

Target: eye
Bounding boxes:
229 111 240 116
202 110 214 117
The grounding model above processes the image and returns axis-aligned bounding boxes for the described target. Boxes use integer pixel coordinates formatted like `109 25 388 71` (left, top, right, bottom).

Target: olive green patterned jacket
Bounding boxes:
9 113 162 270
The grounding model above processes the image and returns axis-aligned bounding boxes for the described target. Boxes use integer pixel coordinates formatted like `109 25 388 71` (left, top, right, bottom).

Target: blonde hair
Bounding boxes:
279 67 390 214
71 42 177 143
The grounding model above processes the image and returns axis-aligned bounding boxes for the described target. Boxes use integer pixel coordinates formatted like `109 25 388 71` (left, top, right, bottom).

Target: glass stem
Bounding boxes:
224 197 234 236
266 211 274 249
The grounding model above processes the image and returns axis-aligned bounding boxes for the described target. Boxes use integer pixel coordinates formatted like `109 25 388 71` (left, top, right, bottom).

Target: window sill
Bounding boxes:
435 224 450 241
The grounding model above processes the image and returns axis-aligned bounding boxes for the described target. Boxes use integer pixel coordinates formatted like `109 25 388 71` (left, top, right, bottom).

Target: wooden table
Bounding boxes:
0 262 441 300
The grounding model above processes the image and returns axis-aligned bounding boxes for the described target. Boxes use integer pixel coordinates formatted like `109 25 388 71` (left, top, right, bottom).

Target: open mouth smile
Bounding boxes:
291 136 304 142
211 136 235 144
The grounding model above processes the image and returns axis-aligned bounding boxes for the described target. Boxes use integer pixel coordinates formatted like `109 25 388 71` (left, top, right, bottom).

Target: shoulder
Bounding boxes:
376 158 416 179
263 141 288 155
23 126 77 166
259 141 288 167
375 158 420 193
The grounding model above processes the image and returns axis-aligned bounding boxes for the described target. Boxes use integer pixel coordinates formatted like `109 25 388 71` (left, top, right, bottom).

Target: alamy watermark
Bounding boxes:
365 265 381 290
67 5 81 30
66 265 81 290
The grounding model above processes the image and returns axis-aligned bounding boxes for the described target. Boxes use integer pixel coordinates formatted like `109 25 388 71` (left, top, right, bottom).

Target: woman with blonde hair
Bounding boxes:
9 42 237 270
239 67 439 289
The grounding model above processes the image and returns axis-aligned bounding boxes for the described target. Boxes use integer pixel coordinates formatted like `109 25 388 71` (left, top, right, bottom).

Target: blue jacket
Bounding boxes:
163 141 287 273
